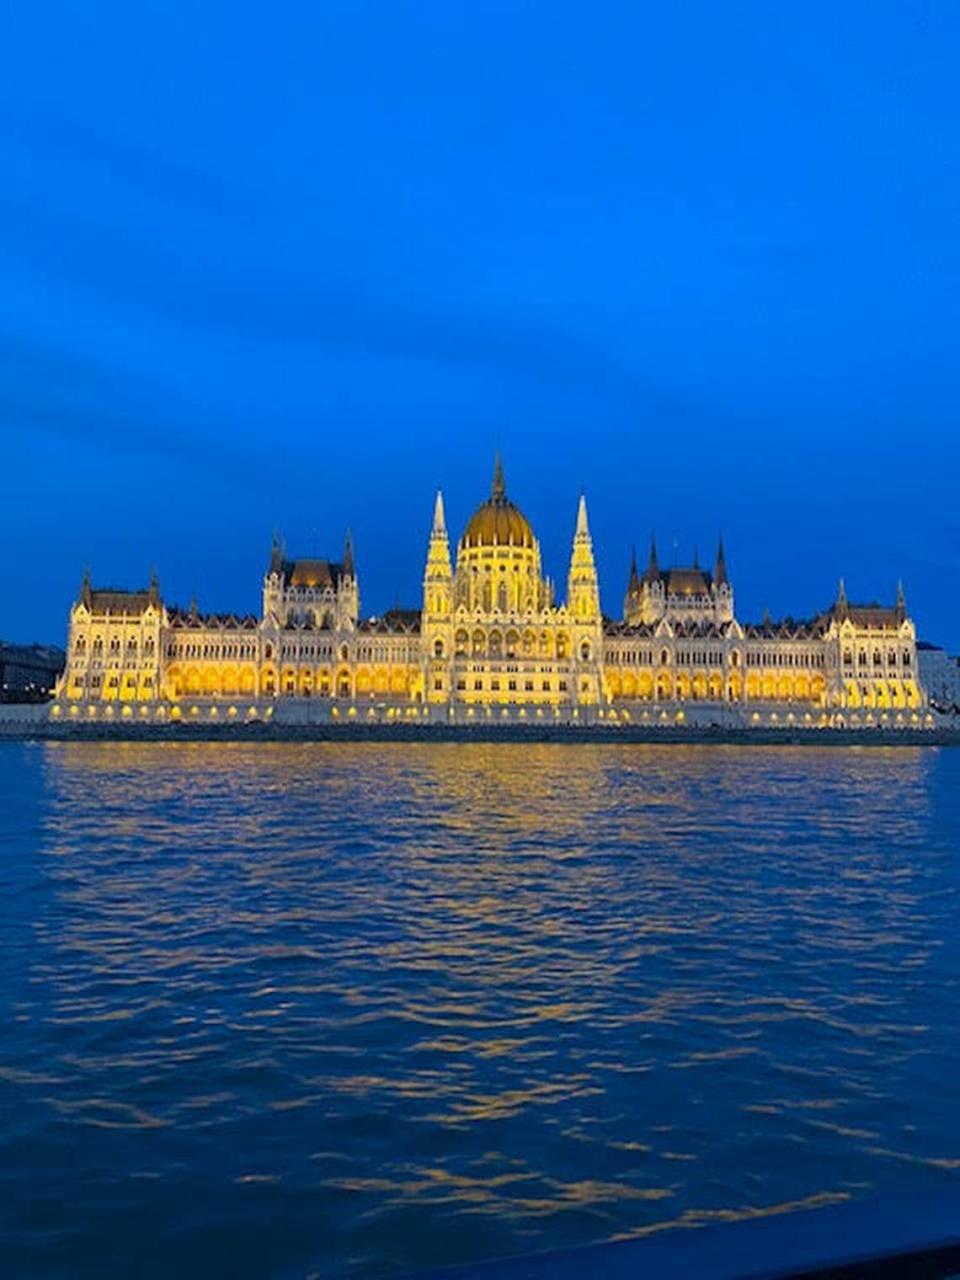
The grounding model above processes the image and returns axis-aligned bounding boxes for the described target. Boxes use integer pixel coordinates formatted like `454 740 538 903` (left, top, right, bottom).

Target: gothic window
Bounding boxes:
580 642 591 662
434 639 444 659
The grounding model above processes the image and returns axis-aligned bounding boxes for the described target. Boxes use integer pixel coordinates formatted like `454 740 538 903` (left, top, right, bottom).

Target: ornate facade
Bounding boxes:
55 459 926 726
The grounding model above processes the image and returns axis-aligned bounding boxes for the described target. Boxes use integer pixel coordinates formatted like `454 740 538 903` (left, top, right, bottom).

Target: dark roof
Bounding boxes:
743 617 825 639
359 608 422 634
168 607 258 629
283 559 344 590
664 567 713 595
827 601 903 630
85 589 156 615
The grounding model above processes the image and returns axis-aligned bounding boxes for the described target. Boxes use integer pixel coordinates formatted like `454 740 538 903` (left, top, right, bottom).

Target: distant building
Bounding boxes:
54 459 928 725
0 643 65 701
917 643 960 710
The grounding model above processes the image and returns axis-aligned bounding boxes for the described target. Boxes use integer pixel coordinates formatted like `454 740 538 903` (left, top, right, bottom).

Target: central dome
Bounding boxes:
462 457 536 549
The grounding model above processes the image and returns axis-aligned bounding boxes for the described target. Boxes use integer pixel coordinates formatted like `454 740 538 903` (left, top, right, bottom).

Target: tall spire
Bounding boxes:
269 530 282 575
426 489 451 575
645 533 659 582
715 535 727 587
491 452 506 502
896 579 907 619
149 565 160 604
567 490 599 620
343 529 355 578
79 566 92 605
836 577 848 618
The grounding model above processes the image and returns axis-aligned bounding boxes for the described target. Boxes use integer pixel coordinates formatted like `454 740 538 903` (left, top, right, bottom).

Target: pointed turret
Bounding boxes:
432 488 447 535
644 533 659 583
836 577 849 620
627 546 640 595
715 536 727 587
896 579 907 622
269 531 283 576
79 566 92 607
149 566 160 605
623 546 642 623
343 529 355 578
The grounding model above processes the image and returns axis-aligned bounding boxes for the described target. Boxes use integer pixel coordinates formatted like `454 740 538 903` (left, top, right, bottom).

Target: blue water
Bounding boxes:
2 742 960 1278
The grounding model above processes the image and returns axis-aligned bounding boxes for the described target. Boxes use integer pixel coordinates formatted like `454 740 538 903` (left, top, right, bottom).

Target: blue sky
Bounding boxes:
2 1 959 644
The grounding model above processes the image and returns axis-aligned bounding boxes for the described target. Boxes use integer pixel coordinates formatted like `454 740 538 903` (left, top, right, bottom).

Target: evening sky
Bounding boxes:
2 2 958 643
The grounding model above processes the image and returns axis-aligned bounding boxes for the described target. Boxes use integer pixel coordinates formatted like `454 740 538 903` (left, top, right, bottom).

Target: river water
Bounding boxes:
2 742 959 1278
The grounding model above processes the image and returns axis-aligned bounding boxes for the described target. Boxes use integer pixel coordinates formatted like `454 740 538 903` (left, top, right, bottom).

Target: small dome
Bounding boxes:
461 457 536 549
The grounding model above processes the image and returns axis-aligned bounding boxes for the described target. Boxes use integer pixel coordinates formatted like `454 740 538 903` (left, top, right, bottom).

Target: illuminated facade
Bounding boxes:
55 459 926 725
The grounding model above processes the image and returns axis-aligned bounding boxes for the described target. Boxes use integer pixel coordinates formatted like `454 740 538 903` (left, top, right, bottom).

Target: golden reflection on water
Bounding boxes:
3 741 957 1277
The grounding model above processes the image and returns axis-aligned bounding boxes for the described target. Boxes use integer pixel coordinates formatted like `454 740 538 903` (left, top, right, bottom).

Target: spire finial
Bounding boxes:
692 544 700 570
715 534 727 586
343 528 355 577
432 489 446 534
837 577 848 616
270 529 282 575
896 579 906 616
575 491 589 538
492 452 505 501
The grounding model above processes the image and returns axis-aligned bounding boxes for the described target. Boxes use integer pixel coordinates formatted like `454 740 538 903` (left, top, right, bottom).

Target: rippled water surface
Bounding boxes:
3 742 960 1278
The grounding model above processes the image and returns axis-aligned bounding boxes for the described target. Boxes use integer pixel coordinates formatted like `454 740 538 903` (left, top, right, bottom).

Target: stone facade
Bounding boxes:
55 460 927 727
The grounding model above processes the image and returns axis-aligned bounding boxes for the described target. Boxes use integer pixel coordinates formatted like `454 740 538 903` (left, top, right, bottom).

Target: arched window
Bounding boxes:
580 641 591 662
660 648 669 666
434 638 444 659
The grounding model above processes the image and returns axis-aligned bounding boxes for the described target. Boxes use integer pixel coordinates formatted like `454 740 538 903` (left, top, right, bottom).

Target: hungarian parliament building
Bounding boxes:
55 459 927 726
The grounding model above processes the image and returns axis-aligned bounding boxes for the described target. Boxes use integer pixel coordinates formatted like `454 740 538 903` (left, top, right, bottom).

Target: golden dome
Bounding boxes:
462 457 536 549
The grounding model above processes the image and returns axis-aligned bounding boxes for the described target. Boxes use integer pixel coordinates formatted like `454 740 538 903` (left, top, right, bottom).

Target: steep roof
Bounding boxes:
284 559 345 590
